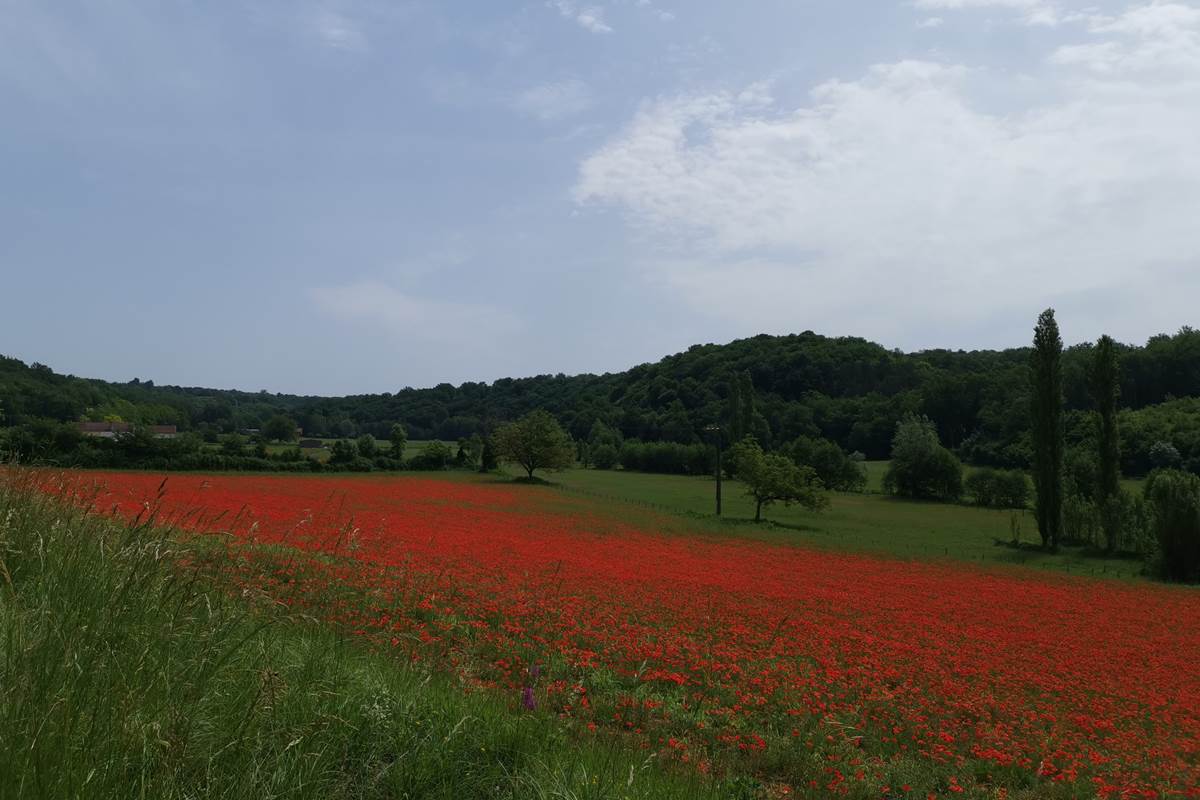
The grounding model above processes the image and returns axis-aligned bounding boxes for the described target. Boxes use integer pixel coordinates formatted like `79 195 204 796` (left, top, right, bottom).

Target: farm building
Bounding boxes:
77 422 177 439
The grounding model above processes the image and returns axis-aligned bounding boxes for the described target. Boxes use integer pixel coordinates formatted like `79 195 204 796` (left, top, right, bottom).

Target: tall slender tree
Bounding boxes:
1090 334 1122 552
1031 309 1065 551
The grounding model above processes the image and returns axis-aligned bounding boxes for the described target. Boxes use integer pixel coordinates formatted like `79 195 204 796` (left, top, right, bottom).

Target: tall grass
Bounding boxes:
0 473 723 800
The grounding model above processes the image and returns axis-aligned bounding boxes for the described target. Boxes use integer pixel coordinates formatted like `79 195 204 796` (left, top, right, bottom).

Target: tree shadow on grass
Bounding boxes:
694 514 824 535
510 475 554 486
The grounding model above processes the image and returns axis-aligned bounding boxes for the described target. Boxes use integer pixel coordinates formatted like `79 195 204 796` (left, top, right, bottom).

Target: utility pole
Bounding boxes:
704 424 722 516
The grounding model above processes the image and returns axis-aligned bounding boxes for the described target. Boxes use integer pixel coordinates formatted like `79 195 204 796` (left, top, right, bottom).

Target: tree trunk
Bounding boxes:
755 499 762 523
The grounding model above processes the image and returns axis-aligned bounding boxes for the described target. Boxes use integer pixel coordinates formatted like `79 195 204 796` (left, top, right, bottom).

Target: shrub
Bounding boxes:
1144 469 1200 582
619 440 712 475
785 436 867 492
882 415 963 501
409 441 454 471
591 443 619 470
966 468 1030 509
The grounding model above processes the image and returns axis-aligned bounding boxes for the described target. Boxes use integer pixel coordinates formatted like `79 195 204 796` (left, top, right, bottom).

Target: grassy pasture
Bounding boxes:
526 467 1150 580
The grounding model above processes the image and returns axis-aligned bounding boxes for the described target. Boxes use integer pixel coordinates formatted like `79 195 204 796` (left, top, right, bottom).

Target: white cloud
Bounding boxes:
550 1 613 34
575 3 1200 347
917 16 946 27
914 0 1062 26
512 78 594 120
309 282 521 346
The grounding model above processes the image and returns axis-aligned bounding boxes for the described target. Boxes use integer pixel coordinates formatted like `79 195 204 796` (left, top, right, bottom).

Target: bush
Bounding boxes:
965 468 1030 509
1144 469 1200 582
591 443 619 470
882 415 963 501
1063 492 1100 547
409 441 453 471
785 436 866 492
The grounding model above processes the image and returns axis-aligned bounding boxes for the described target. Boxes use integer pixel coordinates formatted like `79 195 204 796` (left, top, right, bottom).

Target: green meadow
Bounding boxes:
523 466 1149 580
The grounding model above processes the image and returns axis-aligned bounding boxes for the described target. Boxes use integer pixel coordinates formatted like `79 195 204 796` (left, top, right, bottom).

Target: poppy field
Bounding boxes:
46 471 1200 798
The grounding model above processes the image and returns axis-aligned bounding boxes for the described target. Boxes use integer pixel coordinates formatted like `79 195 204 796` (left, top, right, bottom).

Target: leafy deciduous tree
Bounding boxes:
262 415 297 443
728 436 828 522
882 414 963 501
389 423 408 460
493 411 575 479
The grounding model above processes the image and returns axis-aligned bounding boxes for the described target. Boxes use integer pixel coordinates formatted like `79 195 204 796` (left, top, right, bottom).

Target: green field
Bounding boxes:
524 467 1149 580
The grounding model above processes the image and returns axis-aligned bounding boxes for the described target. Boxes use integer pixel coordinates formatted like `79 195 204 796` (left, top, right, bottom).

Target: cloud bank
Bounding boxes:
575 3 1200 347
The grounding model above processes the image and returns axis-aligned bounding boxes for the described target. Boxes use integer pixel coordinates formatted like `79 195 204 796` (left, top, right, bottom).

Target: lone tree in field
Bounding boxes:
262 414 297 443
728 436 828 522
494 410 575 479
1090 334 1122 552
1031 309 1065 551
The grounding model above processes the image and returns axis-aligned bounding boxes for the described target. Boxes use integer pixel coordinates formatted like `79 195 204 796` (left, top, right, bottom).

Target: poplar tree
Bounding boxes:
1031 309 1065 551
1090 334 1122 553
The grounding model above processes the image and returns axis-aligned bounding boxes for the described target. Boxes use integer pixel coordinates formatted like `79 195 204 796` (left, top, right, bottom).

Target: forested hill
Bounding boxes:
3 327 1199 472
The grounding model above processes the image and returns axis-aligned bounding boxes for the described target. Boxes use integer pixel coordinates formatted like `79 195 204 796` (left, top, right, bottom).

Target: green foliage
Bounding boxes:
220 432 247 457
262 414 298 442
1063 492 1100 547
409 441 453 471
1031 309 1065 550
882 415 963 502
6 327 1200 474
784 435 867 492
591 443 619 470
493 411 575 479
1090 336 1121 508
964 468 1029 509
479 435 498 473
329 438 358 464
389 423 408 460
1090 334 1123 554
1149 440 1182 470
1144 469 1200 582
1120 399 1200 474
356 434 378 459
456 434 484 469
619 440 712 475
728 437 828 522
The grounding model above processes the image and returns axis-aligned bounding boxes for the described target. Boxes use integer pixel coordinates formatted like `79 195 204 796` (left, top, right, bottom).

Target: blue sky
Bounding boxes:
2 0 1197 394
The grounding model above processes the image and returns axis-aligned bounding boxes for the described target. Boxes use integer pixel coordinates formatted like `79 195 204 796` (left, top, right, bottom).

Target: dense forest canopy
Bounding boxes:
3 327 1199 473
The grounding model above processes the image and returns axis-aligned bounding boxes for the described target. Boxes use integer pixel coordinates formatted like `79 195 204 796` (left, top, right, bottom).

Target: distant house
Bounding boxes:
299 438 323 449
77 422 177 439
78 421 131 438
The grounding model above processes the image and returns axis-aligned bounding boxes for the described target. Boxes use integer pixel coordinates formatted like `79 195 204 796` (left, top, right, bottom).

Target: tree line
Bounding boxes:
4 328 1200 474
